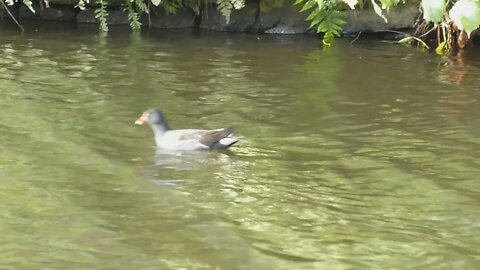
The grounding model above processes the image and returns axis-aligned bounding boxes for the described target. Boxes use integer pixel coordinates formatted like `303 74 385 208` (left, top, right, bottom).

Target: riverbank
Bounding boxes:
1 2 418 35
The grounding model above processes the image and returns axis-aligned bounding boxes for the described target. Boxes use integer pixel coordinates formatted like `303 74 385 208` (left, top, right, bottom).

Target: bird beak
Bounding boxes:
135 112 149 125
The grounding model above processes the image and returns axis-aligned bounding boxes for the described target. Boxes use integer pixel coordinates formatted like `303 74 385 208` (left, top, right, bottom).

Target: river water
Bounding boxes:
1 21 480 269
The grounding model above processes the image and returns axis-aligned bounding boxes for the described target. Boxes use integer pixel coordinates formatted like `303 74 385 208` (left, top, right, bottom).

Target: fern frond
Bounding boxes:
296 0 346 44
217 0 233 23
162 0 183 15
216 0 244 24
135 0 148 13
231 0 244 9
95 0 109 32
124 0 141 30
317 10 345 36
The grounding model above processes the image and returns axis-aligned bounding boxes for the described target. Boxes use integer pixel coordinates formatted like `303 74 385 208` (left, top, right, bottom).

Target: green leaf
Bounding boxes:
379 0 399 9
449 0 480 38
323 31 334 46
371 0 387 22
435 40 447 54
151 0 161 6
162 0 182 14
76 0 86 10
23 0 35 13
217 0 233 24
124 0 141 30
306 8 321 20
135 0 149 13
300 0 316 12
421 0 446 24
232 0 244 9
95 0 109 32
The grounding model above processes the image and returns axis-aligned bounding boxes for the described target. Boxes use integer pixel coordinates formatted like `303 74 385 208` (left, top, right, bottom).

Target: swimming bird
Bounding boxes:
135 108 243 151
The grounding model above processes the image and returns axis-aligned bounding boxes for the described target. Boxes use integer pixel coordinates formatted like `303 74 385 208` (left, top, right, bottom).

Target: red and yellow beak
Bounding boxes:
134 112 149 125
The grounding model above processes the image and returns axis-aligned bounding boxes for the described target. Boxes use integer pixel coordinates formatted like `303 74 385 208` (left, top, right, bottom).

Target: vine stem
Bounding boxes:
418 26 436 38
374 29 410 36
0 0 24 32
350 31 362 44
148 0 152 28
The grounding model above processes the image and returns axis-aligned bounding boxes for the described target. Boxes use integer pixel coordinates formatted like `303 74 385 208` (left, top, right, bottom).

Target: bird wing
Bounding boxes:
198 127 235 147
173 127 234 148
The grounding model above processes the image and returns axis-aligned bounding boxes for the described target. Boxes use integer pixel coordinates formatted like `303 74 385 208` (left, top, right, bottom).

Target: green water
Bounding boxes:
1 22 480 269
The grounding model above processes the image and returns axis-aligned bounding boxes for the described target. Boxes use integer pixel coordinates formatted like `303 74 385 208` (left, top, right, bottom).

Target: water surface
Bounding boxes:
1 21 480 269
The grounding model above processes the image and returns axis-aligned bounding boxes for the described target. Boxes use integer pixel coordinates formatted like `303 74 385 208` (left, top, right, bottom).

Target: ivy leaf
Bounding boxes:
76 0 86 10
370 0 388 22
449 0 480 38
421 0 446 24
23 0 35 13
151 0 161 6
232 0 244 9
297 0 346 44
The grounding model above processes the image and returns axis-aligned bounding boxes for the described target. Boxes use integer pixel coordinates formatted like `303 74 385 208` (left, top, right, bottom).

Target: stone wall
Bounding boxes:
1 1 419 35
